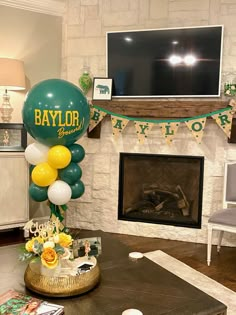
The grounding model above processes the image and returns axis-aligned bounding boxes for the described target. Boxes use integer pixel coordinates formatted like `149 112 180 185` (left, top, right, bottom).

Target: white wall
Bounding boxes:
0 5 62 123
0 5 62 219
62 0 236 246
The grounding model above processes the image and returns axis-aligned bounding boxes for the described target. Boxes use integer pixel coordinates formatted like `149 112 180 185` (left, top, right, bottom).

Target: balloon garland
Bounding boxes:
22 79 90 230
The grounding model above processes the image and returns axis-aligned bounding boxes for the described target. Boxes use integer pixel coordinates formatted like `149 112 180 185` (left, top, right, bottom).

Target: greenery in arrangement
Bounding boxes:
19 219 73 269
224 83 236 96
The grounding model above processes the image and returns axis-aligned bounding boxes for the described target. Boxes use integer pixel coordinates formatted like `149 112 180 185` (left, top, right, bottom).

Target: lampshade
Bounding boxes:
0 58 26 123
0 58 26 90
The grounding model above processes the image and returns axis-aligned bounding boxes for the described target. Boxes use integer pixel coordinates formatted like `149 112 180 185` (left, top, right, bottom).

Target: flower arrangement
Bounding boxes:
20 218 73 269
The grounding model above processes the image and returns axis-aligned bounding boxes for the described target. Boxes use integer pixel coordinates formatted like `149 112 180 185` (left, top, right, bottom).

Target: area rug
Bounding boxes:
144 250 236 315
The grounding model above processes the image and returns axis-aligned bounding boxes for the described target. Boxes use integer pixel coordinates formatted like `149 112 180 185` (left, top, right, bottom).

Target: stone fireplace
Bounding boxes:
63 0 236 247
65 117 236 246
118 153 204 229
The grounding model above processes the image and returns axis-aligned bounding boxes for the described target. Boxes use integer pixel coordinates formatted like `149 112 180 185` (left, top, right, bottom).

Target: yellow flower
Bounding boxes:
25 236 44 253
25 239 35 252
58 232 73 248
34 236 44 244
41 247 58 269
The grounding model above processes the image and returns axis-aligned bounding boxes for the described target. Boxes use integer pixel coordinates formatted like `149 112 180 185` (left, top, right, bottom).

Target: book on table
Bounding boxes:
0 289 64 314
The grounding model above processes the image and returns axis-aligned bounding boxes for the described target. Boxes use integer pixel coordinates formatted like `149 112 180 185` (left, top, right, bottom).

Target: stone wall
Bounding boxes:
62 0 236 245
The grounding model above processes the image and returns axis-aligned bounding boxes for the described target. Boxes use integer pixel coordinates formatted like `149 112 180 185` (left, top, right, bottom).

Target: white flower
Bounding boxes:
231 85 235 90
53 234 60 243
43 241 55 249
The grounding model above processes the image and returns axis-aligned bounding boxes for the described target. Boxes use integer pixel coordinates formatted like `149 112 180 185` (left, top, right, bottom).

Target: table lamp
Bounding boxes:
0 58 26 122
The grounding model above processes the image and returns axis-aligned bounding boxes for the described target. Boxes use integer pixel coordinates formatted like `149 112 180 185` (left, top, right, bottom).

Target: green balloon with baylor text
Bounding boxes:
22 79 90 146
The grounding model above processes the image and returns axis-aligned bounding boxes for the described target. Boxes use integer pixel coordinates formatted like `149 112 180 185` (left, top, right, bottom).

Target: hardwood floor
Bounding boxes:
1 227 235 292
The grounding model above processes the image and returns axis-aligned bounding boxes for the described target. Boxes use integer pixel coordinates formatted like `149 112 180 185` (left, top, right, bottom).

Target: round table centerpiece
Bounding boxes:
21 219 100 297
24 256 100 297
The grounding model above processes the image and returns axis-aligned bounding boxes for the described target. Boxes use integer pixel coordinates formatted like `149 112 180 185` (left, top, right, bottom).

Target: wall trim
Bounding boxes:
0 0 65 16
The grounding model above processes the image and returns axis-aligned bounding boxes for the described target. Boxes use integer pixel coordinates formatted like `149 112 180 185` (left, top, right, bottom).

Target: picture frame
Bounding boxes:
72 237 102 258
92 77 113 100
0 123 27 152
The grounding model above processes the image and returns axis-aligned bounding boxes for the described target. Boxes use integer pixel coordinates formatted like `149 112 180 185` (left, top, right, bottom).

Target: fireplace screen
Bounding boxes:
118 153 204 228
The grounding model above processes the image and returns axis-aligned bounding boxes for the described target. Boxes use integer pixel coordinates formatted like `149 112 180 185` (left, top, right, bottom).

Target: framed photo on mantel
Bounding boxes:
92 77 113 101
0 123 27 152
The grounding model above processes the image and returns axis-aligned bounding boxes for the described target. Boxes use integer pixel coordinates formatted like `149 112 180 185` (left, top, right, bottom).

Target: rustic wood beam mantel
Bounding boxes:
88 99 233 138
92 99 230 119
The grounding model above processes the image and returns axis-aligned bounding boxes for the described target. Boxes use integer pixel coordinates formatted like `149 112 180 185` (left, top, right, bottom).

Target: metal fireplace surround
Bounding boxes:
118 153 204 229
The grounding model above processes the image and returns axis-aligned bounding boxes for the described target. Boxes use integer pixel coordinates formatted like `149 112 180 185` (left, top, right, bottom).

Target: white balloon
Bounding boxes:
48 180 72 205
25 142 50 165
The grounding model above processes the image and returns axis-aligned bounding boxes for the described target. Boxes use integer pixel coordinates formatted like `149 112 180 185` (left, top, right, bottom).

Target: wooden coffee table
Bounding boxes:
49 230 226 315
1 230 227 315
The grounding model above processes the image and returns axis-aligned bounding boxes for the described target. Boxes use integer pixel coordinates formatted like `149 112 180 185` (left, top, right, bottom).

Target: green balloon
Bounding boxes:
58 162 82 185
29 183 48 202
70 179 85 199
22 79 90 147
68 144 85 163
29 164 35 175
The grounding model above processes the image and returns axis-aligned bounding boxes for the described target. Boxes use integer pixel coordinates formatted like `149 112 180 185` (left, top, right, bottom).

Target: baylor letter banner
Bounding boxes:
89 104 235 144
22 79 90 229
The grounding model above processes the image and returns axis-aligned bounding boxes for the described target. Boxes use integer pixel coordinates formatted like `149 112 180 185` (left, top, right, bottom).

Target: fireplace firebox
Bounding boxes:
118 153 204 228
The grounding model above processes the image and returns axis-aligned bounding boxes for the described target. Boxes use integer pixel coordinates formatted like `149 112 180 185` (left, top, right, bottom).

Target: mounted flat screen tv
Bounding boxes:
106 25 223 98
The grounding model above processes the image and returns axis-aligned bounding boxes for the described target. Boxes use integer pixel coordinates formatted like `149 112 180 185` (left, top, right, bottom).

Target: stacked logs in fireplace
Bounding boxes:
125 183 191 219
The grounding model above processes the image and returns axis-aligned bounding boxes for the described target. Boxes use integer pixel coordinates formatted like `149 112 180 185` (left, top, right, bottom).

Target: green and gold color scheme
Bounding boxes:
23 79 90 227
90 104 235 144
22 79 90 147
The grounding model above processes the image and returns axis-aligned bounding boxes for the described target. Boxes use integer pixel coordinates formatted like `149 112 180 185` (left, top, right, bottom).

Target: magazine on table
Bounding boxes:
0 289 64 315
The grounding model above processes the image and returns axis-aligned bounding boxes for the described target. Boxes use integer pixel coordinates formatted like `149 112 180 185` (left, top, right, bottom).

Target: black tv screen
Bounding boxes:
106 25 223 98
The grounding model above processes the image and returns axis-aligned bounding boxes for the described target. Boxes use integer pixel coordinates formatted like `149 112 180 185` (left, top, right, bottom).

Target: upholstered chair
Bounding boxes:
207 162 236 266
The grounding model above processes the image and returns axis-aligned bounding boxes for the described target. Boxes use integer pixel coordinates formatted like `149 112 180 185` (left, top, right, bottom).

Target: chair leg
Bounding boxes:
217 230 224 253
207 226 213 266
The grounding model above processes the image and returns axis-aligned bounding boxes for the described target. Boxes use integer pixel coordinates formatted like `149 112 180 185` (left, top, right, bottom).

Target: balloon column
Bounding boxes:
22 79 90 229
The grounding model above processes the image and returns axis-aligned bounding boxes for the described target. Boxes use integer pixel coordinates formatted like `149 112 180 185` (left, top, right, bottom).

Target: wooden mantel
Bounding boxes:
88 99 233 138
92 99 231 119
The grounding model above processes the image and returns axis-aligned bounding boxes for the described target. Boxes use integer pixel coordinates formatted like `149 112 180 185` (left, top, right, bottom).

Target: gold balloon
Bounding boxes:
48 145 71 169
32 162 58 187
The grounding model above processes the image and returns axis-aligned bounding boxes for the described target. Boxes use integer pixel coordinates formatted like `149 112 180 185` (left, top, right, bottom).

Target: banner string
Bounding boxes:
92 104 233 123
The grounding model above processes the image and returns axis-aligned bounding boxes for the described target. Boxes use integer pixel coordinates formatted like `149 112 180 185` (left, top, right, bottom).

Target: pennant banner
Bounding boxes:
185 117 206 144
211 109 234 138
89 106 107 132
134 121 154 144
111 115 129 140
159 122 179 144
90 104 235 144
